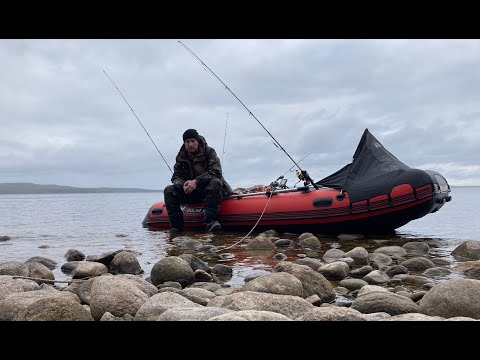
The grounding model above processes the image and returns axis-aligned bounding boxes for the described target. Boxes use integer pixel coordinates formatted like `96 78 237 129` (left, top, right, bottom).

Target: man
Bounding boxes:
164 129 233 233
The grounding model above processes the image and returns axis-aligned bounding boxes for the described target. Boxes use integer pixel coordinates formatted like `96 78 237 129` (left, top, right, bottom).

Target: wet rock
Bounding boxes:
274 239 295 248
363 270 389 285
402 242 430 255
0 235 11 241
452 241 480 261
245 236 276 250
61 261 82 274
453 260 480 280
212 264 233 276
179 254 211 273
194 269 212 282
300 236 321 250
323 248 346 263
64 249 86 261
385 265 409 277
339 278 369 291
401 257 436 272
274 253 287 261
368 253 392 269
423 267 452 278
350 265 374 278
374 246 407 259
25 256 57 270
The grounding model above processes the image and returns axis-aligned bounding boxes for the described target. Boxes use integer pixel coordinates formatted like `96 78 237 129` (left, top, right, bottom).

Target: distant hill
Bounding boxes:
0 183 162 194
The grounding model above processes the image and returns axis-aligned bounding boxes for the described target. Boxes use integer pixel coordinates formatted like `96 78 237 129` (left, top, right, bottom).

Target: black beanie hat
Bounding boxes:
183 129 199 141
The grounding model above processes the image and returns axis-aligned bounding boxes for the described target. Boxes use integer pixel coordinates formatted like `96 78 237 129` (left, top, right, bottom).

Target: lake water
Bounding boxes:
1 186 478 287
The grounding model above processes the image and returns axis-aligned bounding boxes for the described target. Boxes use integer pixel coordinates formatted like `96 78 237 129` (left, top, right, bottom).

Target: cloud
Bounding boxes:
1 39 479 189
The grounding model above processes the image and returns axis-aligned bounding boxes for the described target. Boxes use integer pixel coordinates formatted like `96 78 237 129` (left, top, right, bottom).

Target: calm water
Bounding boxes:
0 186 478 287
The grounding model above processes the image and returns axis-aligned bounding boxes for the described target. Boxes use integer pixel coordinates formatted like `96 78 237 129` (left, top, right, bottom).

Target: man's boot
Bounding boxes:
168 213 184 233
204 207 221 232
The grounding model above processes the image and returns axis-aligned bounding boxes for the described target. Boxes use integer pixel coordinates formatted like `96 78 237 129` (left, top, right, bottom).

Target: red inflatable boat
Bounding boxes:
142 129 452 234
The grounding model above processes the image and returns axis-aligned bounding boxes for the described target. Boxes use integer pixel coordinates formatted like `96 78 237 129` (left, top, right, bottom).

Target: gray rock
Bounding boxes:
401 257 436 272
345 247 369 265
150 256 195 287
294 257 323 271
402 242 430 255
241 272 304 297
385 265 409 277
451 241 480 261
374 246 407 259
452 260 480 280
323 248 346 263
209 310 291 321
109 251 143 275
245 235 276 250
350 265 374 277
351 291 420 315
135 291 202 321
64 249 86 261
179 254 211 273
317 261 350 280
212 264 233 276
296 306 366 321
89 276 149 320
419 278 480 319
25 256 57 270
158 307 232 321
0 261 29 276
273 262 335 303
339 278 369 291
72 261 108 279
13 296 94 321
207 291 313 319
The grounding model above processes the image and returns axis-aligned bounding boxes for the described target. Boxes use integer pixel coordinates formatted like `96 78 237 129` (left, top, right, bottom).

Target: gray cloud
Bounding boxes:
1 39 479 189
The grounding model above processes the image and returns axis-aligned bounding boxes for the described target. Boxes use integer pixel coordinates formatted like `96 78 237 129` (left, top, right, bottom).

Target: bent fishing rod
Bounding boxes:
178 41 319 189
103 70 173 174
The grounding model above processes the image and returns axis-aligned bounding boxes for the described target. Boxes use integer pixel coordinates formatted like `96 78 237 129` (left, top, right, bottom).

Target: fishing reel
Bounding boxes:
270 175 289 190
296 169 319 189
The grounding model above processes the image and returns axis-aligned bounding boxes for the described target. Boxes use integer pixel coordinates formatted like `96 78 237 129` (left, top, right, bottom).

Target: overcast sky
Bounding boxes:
1 39 479 190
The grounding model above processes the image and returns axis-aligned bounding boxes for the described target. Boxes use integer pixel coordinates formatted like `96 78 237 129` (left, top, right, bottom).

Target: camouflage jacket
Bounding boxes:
171 135 233 197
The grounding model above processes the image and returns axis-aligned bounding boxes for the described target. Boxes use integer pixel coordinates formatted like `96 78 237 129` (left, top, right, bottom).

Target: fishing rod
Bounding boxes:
103 70 173 174
178 41 319 189
222 112 228 164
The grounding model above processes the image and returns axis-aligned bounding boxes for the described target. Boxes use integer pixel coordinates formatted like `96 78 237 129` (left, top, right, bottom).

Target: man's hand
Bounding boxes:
183 180 197 195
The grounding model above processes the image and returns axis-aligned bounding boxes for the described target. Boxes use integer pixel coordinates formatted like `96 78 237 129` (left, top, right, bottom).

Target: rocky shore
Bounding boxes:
1 230 480 321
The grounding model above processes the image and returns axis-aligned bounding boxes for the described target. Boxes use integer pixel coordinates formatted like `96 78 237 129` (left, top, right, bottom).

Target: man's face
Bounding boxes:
184 138 199 153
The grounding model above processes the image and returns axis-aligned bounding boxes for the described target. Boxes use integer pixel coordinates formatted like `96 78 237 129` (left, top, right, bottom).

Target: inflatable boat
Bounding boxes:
142 129 452 234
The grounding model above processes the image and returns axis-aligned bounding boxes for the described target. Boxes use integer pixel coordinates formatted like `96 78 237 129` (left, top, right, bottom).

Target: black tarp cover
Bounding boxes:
316 129 432 203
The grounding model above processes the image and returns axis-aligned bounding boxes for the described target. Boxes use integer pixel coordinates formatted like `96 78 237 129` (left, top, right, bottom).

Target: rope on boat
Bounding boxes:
219 191 274 251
